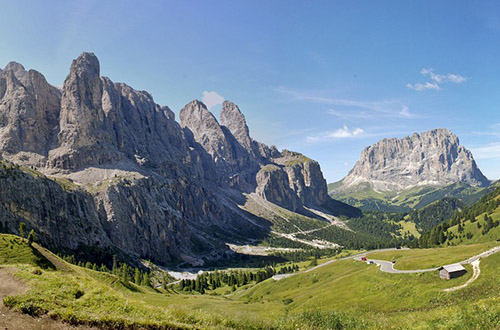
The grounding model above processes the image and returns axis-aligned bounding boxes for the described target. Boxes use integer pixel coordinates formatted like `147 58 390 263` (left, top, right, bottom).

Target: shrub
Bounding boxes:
73 289 84 299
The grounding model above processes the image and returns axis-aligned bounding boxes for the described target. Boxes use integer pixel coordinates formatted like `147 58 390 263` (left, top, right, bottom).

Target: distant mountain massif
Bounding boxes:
0 53 361 266
329 129 493 212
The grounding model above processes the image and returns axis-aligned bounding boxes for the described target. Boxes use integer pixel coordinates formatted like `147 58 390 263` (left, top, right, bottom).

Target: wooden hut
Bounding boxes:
439 264 466 280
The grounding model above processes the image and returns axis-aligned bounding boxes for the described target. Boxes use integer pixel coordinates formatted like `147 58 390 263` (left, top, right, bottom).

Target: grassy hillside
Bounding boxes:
242 195 398 251
2 233 500 329
416 186 500 248
367 243 497 269
329 182 491 212
242 241 500 328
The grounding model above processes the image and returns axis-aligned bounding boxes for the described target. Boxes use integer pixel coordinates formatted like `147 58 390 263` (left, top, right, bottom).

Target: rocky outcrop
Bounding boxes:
0 52 356 265
220 101 253 152
337 128 489 193
0 163 110 251
0 62 60 163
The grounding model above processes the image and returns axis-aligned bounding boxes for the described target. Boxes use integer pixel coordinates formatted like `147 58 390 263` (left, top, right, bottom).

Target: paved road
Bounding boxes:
353 256 439 274
272 245 500 280
354 245 500 274
459 245 500 265
272 247 405 280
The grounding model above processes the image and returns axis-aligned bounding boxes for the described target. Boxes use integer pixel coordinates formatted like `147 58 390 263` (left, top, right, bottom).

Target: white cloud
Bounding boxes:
201 91 224 110
306 125 364 142
421 68 467 84
276 87 415 119
406 81 441 91
407 68 467 92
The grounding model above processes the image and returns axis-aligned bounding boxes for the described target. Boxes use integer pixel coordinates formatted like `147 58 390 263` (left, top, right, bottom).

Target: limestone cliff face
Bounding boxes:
338 128 489 192
180 100 334 212
0 52 352 265
0 62 60 162
0 164 110 251
255 165 302 211
254 151 329 212
220 101 253 152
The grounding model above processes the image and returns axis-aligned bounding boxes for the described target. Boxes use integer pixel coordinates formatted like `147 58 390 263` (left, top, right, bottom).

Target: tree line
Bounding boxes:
414 187 500 248
179 264 298 294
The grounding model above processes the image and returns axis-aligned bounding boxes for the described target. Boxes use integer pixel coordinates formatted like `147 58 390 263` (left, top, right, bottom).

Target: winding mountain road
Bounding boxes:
272 245 500 280
353 245 500 274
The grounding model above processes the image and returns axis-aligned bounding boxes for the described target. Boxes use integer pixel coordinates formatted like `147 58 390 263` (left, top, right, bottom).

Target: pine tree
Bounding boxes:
134 268 141 284
19 222 27 238
141 272 150 287
27 229 36 246
112 255 118 275
120 264 130 283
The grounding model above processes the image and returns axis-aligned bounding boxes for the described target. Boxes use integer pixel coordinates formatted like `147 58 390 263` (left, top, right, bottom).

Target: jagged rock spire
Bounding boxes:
220 100 252 151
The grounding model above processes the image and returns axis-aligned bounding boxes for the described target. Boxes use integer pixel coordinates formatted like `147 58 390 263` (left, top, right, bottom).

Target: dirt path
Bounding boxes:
443 259 481 292
0 267 91 330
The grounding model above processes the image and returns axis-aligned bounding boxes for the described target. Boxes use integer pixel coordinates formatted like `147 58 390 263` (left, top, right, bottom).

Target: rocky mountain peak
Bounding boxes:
179 99 233 161
3 61 26 78
70 52 100 79
57 52 104 146
220 100 252 150
3 69 22 92
338 128 489 192
0 53 358 265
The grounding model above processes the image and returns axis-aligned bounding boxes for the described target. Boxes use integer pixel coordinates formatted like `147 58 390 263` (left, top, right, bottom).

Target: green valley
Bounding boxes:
2 229 500 329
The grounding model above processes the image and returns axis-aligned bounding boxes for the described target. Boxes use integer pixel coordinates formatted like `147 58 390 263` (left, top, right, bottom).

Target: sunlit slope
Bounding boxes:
243 242 500 328
329 182 491 212
2 233 500 329
417 186 500 247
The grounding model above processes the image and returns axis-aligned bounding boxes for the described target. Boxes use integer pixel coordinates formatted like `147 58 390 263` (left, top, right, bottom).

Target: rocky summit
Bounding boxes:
0 52 356 266
336 128 489 193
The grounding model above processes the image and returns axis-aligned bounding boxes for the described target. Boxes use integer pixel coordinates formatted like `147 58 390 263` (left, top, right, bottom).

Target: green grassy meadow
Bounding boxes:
368 243 498 270
2 233 500 329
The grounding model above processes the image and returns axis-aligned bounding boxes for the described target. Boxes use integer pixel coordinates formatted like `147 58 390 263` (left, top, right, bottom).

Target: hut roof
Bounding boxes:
440 264 466 273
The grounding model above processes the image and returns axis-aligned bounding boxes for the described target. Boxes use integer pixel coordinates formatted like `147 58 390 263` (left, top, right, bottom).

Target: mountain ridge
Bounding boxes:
330 128 490 211
0 52 359 266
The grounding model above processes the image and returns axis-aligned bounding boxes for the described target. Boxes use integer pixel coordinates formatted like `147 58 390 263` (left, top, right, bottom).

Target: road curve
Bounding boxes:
354 245 500 274
272 247 405 280
353 256 439 274
272 245 500 280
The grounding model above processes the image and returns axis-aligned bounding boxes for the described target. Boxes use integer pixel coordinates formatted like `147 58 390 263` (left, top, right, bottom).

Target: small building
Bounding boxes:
439 264 467 280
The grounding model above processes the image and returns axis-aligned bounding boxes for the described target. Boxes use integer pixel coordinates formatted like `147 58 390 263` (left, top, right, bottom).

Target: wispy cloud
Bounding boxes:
406 81 440 91
306 125 364 143
421 68 467 84
275 86 415 119
202 91 224 110
470 142 500 160
407 68 467 92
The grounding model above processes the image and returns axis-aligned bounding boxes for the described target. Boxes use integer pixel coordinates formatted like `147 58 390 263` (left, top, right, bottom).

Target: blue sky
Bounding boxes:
1 1 500 182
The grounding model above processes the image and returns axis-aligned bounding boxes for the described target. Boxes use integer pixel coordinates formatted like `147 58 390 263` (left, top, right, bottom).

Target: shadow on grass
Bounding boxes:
30 246 56 270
